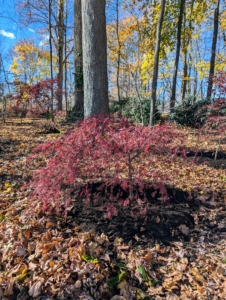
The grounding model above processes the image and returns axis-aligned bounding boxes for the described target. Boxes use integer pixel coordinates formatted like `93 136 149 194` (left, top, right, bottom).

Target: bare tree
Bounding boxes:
150 0 166 126
207 0 220 99
170 0 185 110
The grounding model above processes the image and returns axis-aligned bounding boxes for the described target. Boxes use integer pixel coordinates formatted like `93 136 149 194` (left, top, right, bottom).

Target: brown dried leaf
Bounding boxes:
190 267 205 284
29 281 42 297
163 280 178 292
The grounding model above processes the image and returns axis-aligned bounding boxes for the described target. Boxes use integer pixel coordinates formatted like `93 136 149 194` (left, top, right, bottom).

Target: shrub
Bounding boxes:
197 98 226 133
170 72 226 127
7 103 28 118
212 71 226 98
67 105 84 122
169 95 211 127
28 115 185 217
110 97 161 125
12 78 58 119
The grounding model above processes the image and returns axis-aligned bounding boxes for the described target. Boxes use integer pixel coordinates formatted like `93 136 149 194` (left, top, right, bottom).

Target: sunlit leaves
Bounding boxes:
10 40 57 85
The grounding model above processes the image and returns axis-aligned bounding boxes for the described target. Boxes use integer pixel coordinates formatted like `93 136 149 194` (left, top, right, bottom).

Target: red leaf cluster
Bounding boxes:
212 71 226 97
9 78 59 118
196 72 226 134
28 115 185 217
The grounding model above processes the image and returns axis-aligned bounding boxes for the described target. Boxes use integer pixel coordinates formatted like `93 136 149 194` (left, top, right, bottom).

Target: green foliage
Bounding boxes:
73 65 83 88
67 105 84 122
107 271 125 288
169 95 211 127
82 253 99 264
110 97 161 125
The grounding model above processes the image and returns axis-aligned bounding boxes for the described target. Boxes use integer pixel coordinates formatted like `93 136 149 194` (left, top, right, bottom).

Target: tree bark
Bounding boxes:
48 0 54 121
170 0 185 110
207 0 220 99
182 0 194 100
182 51 187 99
74 0 84 117
64 2 68 115
116 0 121 102
81 0 109 118
150 0 165 126
57 0 64 111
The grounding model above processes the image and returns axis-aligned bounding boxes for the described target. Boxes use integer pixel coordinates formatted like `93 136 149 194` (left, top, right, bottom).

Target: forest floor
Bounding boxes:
0 119 226 300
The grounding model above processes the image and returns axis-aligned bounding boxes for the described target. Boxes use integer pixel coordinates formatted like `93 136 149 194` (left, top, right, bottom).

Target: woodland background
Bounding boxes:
0 0 225 120
0 0 225 299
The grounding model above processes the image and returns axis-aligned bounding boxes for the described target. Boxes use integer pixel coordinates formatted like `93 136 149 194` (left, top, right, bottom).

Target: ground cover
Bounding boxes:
0 119 226 299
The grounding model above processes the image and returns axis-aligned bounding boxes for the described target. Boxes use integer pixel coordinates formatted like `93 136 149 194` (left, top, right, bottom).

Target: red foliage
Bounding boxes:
200 98 226 132
11 78 59 118
212 71 226 97
196 72 226 133
28 115 186 217
7 103 28 118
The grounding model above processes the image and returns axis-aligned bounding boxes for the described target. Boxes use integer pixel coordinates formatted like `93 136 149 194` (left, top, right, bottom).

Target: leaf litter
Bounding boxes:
0 120 226 299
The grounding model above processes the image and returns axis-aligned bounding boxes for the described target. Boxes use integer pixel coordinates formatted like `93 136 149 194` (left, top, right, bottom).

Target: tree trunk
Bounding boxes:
74 0 84 118
57 0 64 111
207 0 220 99
81 0 109 118
48 0 54 121
182 0 194 101
170 0 185 110
64 2 68 115
149 0 166 126
116 0 121 102
182 51 187 100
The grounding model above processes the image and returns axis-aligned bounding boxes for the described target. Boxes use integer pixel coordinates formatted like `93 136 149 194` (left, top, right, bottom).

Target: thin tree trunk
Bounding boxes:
207 0 220 99
74 0 84 118
182 0 194 101
116 0 121 102
64 12 68 115
170 0 185 110
48 0 54 121
82 0 109 118
0 57 5 124
150 0 165 126
57 0 64 111
182 50 188 100
194 65 198 96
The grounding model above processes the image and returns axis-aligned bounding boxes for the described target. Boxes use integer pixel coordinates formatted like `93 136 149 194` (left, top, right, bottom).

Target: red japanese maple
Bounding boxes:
10 78 59 118
28 115 186 217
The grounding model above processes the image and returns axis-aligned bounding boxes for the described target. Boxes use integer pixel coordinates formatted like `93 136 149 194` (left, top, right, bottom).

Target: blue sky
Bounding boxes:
0 1 47 61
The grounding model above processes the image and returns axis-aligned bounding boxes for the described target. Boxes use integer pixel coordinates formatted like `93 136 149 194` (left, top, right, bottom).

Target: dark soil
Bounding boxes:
186 150 226 169
68 183 199 246
38 127 60 134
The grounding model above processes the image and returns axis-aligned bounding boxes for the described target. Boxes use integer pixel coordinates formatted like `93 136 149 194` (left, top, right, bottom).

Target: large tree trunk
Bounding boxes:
81 0 109 118
149 0 166 126
207 0 220 99
170 0 185 110
57 0 64 111
74 0 84 118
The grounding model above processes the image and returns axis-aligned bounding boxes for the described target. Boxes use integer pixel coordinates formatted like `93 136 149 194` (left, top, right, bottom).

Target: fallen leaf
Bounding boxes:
29 281 42 297
178 224 190 235
190 267 205 284
163 280 178 292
